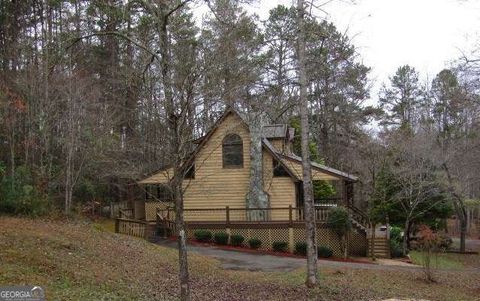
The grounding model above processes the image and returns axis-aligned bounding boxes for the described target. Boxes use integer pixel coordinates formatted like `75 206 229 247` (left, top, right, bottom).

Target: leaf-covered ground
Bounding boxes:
0 217 479 301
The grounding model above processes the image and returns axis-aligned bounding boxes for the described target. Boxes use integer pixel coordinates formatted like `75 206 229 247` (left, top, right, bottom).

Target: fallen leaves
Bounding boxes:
0 216 479 301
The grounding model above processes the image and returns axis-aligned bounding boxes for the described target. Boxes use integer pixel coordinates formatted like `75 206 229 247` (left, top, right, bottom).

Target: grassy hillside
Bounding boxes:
0 217 479 301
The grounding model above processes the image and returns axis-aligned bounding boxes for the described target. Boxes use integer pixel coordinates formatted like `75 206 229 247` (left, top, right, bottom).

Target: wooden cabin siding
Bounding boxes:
262 148 296 220
139 112 347 222
183 114 251 220
182 114 297 221
269 139 285 153
138 168 172 184
281 158 338 181
269 139 293 155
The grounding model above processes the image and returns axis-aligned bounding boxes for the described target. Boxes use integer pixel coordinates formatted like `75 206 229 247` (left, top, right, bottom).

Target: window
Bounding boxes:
222 134 243 168
273 159 289 177
157 185 172 201
145 185 156 200
184 164 195 179
145 185 172 201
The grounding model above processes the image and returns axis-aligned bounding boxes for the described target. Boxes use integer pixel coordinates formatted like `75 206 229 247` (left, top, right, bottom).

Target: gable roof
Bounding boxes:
138 109 242 184
263 124 288 139
137 108 358 184
262 124 296 141
195 117 294 143
262 138 298 180
278 153 358 182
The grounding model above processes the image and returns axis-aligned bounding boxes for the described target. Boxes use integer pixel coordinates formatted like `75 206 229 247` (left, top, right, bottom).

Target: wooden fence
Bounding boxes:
119 208 134 219
115 218 156 240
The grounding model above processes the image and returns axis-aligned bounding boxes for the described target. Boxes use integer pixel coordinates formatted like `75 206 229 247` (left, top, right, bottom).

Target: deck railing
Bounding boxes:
156 205 332 224
117 204 370 257
115 218 147 238
119 208 134 219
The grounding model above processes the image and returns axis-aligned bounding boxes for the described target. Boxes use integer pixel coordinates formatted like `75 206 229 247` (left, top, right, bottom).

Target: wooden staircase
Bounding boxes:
346 205 392 258
351 218 367 234
368 237 390 258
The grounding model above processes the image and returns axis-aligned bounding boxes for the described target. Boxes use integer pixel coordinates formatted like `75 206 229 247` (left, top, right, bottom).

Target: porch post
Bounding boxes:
226 206 231 239
288 205 294 253
226 206 230 226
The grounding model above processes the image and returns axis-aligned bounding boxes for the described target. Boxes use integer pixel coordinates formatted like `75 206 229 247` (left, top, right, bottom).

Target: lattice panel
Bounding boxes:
316 227 342 257
228 228 251 247
145 202 173 221
178 223 367 255
185 226 228 240
229 227 290 251
293 227 306 244
348 231 368 256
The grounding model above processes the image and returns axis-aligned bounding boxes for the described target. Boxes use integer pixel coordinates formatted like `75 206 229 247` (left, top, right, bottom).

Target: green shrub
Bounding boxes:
194 230 212 242
230 234 245 246
248 238 262 249
390 239 404 258
317 246 333 258
0 165 51 217
272 241 288 252
437 233 453 250
388 225 405 257
294 242 307 256
327 207 351 257
213 232 229 245
389 226 403 243
326 207 351 237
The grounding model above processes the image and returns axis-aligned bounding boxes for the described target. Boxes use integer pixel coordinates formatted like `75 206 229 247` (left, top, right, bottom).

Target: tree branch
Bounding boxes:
66 31 160 62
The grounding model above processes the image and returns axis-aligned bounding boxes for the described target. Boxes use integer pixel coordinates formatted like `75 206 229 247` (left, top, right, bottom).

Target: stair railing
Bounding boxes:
346 204 370 230
119 208 133 219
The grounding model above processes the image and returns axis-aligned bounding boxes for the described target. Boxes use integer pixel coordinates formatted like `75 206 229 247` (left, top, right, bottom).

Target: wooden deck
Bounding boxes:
115 205 373 256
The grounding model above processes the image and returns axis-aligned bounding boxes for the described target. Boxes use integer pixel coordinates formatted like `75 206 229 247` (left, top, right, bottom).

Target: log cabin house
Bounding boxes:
116 109 389 257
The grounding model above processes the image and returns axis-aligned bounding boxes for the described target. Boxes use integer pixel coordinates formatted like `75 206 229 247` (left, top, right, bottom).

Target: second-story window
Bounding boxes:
222 134 243 168
273 159 289 177
184 164 195 179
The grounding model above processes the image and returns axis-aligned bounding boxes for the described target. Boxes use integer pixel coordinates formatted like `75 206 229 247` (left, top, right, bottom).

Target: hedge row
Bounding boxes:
193 230 333 257
194 230 260 248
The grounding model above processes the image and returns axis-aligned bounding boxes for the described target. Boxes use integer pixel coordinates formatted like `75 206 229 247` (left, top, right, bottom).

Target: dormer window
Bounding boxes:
184 164 195 179
222 134 243 168
273 159 289 177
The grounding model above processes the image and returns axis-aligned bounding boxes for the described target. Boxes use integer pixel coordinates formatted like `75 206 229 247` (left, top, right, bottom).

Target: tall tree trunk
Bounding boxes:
246 113 269 220
297 0 318 287
458 209 467 252
403 219 410 255
158 9 191 301
442 163 467 252
173 176 190 301
65 144 73 214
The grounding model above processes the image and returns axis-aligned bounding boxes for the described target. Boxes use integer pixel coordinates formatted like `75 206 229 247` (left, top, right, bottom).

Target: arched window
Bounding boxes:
222 134 243 168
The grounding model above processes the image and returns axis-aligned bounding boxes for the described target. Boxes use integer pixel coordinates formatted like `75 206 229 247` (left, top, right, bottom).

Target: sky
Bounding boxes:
247 0 480 105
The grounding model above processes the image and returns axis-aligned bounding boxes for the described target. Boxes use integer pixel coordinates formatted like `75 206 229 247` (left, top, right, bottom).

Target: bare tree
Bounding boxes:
67 1 198 299
297 0 317 287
